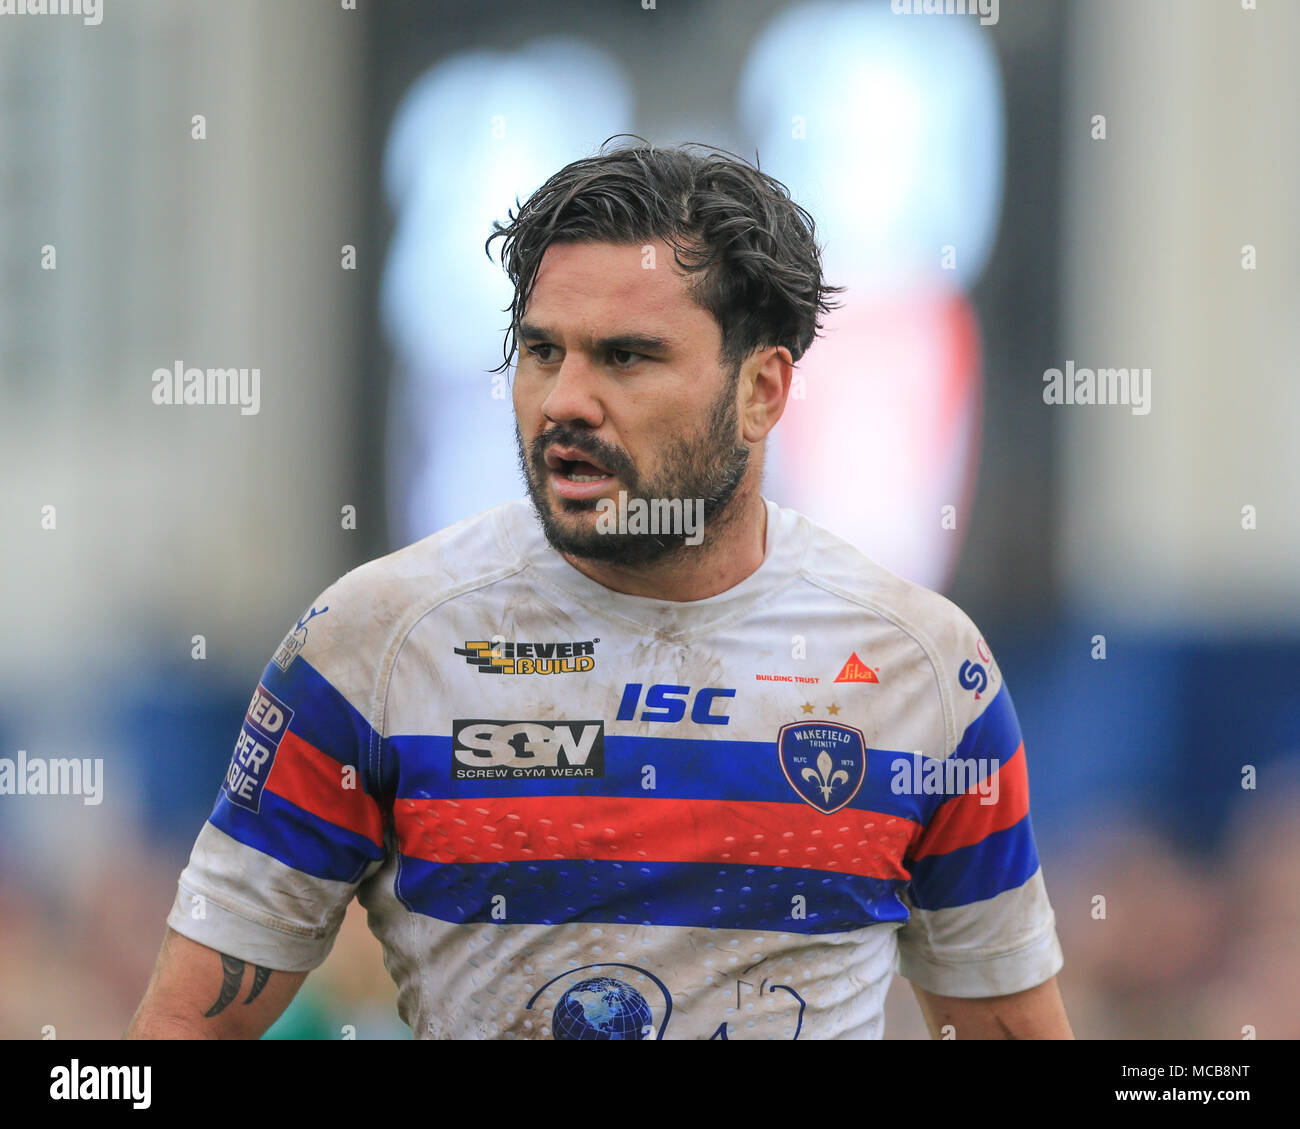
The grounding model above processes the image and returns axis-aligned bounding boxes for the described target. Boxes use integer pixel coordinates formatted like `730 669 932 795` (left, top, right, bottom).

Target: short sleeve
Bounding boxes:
166 591 390 972
894 623 1064 998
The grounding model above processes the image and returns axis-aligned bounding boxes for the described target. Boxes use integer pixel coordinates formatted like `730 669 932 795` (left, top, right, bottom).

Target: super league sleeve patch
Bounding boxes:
221 683 294 813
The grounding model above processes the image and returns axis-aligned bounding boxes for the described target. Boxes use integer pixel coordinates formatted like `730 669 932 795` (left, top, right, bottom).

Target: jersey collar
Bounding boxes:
497 497 808 638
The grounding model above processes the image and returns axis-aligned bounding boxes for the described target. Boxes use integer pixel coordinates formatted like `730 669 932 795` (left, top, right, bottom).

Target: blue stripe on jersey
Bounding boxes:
390 733 927 820
393 856 910 934
258 657 377 775
890 683 1026 827
952 682 1023 763
905 815 1040 911
209 789 385 883
388 683 1022 823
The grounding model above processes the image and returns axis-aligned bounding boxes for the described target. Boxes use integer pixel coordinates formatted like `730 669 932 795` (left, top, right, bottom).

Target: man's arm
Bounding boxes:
125 926 308 1040
911 974 1073 1040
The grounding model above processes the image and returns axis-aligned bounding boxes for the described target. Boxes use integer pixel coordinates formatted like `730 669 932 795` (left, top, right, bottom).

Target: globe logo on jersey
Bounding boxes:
526 962 673 1039
552 977 652 1041
778 721 867 814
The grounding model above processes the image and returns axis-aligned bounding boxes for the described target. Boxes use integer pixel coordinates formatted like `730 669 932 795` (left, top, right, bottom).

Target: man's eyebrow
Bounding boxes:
517 321 674 353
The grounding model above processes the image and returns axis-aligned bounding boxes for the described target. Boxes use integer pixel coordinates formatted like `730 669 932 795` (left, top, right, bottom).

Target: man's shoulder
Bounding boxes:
785 503 984 643
271 501 532 674
337 499 529 599
783 504 1004 737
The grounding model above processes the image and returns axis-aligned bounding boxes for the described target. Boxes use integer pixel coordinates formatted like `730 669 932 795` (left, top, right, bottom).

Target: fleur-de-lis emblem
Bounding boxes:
801 750 849 804
779 721 866 814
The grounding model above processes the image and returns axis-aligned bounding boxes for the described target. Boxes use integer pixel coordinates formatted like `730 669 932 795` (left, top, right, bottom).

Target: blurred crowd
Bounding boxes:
3 777 1296 1040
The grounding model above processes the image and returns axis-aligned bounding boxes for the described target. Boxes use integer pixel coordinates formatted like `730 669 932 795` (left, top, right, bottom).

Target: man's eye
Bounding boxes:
610 349 642 368
525 343 556 362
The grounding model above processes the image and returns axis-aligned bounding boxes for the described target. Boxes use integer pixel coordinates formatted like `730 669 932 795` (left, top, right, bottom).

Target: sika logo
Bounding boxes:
455 638 598 675
834 652 879 684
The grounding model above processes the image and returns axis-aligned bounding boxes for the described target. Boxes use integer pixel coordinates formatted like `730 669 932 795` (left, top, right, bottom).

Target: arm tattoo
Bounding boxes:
245 963 272 1005
205 952 274 1017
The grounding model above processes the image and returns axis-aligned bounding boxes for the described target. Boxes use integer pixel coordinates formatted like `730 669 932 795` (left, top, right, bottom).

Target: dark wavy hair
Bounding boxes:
484 135 844 377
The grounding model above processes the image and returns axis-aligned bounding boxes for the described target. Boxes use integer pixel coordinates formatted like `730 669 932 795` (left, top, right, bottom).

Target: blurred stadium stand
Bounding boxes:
1 0 1296 1039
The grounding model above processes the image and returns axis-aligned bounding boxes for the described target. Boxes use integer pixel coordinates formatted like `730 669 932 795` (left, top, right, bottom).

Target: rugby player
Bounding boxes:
127 139 1071 1040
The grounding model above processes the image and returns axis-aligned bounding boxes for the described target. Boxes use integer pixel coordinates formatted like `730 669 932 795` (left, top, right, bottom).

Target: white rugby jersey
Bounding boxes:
168 498 1063 1040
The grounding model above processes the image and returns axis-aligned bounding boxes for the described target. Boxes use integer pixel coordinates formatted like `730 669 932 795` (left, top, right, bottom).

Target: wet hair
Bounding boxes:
485 134 844 376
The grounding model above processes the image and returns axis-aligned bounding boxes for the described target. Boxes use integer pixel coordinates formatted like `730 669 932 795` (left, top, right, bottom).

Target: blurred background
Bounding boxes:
2 0 1297 1040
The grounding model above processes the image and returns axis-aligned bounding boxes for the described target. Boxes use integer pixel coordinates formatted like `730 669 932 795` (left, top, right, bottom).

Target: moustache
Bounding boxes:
530 427 635 481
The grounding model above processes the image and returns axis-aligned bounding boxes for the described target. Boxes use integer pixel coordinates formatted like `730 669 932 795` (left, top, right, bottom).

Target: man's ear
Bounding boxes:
741 346 794 443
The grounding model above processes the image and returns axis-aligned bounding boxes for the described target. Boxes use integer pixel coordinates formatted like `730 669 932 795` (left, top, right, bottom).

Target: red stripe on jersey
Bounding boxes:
909 743 1029 860
394 795 920 880
265 731 384 847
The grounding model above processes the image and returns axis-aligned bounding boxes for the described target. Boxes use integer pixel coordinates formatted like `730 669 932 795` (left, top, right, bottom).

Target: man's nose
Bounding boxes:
541 353 605 428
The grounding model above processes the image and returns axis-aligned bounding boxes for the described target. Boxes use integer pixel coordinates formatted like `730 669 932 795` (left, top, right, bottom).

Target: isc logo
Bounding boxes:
452 719 605 780
616 684 735 726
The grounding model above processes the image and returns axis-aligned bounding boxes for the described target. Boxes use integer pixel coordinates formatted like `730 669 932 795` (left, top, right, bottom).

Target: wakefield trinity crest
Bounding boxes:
778 721 867 814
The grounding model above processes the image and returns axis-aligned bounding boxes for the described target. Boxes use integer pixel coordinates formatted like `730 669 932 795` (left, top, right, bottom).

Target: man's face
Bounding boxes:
512 239 751 566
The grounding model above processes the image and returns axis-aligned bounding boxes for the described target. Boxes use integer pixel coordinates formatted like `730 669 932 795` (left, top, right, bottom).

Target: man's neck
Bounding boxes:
560 487 769 602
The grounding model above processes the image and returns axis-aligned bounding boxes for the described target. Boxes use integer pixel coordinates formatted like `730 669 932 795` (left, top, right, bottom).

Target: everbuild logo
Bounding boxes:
455 639 597 675
452 720 605 779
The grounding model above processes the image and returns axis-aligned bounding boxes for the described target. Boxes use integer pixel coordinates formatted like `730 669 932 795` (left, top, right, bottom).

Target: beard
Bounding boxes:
516 377 751 567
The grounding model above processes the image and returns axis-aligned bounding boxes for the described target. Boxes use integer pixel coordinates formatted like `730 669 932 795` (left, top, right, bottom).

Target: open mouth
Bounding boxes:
544 446 616 499
557 459 608 482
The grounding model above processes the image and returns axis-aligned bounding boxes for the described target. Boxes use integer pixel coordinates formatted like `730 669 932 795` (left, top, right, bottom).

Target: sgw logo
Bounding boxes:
452 719 605 780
